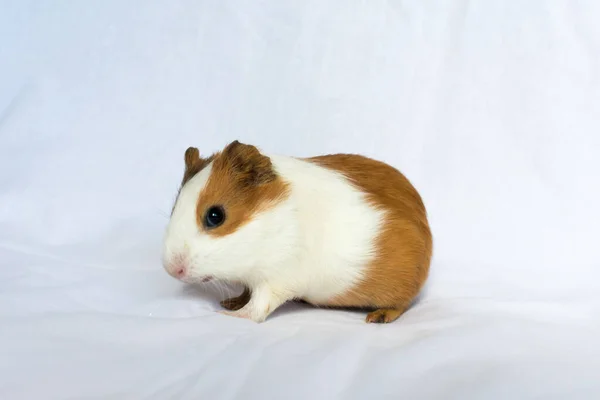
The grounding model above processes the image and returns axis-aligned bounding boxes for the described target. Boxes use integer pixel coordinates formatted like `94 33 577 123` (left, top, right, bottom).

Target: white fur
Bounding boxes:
162 153 385 322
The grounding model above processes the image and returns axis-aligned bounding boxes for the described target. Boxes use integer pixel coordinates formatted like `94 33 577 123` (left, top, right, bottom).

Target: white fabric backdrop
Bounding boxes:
1 1 599 399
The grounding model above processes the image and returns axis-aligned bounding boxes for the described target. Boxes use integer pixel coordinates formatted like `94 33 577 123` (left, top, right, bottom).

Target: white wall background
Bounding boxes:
1 1 599 399
2 1 599 301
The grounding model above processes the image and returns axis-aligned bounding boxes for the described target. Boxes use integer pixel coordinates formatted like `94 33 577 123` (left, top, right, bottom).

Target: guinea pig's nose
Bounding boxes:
164 254 188 279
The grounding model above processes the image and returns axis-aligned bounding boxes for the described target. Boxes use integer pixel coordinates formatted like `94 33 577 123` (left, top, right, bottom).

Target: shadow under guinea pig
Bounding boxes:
179 281 242 309
179 281 314 318
178 282 429 322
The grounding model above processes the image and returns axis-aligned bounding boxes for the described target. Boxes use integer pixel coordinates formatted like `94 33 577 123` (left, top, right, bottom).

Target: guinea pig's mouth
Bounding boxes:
191 275 213 283
179 274 213 284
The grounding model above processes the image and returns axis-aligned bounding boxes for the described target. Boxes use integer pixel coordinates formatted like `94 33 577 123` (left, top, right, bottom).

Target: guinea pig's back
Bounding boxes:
303 153 433 309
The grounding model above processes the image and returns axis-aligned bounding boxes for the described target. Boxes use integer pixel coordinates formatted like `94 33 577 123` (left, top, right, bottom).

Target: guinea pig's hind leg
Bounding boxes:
365 304 408 324
219 284 291 323
220 286 251 311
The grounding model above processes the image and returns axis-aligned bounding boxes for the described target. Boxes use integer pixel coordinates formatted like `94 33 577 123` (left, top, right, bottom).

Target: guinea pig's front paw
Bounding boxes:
219 287 251 311
219 309 249 319
218 284 290 323
220 297 247 311
218 308 264 323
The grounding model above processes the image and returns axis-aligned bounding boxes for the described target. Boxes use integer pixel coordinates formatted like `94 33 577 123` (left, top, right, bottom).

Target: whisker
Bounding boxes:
154 208 170 219
211 280 225 303
216 280 227 302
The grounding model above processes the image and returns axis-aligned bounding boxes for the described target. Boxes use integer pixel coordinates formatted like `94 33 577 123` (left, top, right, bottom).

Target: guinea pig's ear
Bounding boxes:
184 147 200 170
181 147 207 186
223 140 276 186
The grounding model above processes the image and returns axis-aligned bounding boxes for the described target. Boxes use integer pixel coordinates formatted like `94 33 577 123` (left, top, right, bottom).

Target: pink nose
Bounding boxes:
164 255 188 279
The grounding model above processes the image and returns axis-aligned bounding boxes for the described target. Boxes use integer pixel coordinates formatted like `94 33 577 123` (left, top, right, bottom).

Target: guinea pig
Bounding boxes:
162 140 432 324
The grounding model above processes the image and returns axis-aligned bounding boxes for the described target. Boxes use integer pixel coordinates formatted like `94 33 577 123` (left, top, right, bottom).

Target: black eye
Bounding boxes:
204 206 226 228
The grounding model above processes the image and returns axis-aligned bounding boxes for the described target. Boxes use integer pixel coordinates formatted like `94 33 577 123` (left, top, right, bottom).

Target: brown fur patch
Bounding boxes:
306 154 432 317
182 147 215 186
195 141 290 237
220 287 251 311
171 147 215 216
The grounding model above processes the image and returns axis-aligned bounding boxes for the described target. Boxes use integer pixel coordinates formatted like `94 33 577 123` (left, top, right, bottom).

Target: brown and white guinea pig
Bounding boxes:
162 140 432 324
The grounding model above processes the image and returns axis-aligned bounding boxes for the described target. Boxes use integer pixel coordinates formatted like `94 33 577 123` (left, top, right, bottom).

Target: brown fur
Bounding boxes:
182 147 214 186
306 154 432 323
220 287 251 311
189 141 290 237
171 148 214 216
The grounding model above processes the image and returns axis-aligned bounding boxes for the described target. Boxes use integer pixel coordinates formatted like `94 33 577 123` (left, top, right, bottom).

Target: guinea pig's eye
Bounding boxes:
204 206 226 229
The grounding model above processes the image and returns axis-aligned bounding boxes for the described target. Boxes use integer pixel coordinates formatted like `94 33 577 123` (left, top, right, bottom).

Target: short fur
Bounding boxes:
162 141 432 324
196 141 290 237
307 154 432 323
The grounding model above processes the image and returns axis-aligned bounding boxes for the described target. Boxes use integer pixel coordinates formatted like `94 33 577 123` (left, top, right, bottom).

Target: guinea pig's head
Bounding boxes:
162 140 292 284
